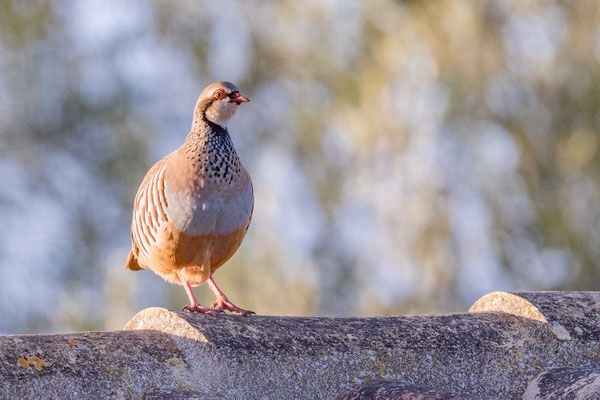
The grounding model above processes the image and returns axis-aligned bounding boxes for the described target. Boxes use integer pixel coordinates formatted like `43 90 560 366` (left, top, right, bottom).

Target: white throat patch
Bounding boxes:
205 100 238 127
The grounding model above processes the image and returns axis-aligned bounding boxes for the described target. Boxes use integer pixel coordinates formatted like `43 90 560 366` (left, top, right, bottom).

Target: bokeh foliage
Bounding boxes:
1 0 599 333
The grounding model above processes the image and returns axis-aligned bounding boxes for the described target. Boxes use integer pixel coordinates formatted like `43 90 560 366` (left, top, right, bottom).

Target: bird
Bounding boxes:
124 81 254 316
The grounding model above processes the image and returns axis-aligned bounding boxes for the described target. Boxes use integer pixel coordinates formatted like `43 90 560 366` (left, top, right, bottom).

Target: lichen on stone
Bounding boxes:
17 356 51 371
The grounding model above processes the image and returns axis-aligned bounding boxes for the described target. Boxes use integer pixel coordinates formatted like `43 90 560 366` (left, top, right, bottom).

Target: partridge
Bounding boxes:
125 81 254 316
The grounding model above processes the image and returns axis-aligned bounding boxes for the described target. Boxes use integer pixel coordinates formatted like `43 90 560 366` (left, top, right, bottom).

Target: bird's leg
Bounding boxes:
208 276 255 316
180 277 219 317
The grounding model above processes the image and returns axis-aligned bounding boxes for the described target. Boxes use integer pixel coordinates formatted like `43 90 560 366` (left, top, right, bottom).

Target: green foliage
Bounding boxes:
1 1 599 333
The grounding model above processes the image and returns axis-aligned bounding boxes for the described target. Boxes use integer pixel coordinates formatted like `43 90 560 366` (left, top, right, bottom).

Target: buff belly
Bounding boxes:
140 221 249 286
139 179 253 286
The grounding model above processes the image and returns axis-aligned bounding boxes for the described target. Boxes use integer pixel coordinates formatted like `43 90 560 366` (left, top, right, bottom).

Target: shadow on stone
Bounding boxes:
523 367 600 400
338 380 473 399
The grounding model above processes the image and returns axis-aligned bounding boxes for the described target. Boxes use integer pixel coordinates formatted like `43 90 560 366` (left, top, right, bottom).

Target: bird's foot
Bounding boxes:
211 298 255 316
182 304 220 317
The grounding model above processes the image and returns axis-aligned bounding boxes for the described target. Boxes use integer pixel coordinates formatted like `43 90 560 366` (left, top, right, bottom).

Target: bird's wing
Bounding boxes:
129 157 170 266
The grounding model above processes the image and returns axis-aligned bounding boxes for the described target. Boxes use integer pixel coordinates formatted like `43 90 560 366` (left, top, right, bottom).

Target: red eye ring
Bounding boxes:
214 89 226 100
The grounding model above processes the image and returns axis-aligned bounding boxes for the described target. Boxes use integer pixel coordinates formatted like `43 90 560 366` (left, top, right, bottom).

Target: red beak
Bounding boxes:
230 93 250 104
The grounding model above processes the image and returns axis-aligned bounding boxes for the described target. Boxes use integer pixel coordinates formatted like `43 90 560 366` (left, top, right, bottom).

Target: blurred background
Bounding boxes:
1 0 599 334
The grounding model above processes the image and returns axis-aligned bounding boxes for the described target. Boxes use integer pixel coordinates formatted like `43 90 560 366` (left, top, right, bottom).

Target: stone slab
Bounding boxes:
469 291 600 341
523 367 600 400
2 292 600 399
122 305 599 398
339 380 473 399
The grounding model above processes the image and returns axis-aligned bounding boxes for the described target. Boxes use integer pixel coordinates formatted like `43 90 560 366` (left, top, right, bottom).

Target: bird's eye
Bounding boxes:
214 90 226 100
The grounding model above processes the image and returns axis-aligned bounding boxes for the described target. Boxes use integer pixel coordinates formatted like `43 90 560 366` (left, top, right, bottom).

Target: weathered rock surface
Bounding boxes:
0 330 194 399
469 291 600 341
338 380 473 399
522 367 600 400
143 389 221 399
1 292 600 399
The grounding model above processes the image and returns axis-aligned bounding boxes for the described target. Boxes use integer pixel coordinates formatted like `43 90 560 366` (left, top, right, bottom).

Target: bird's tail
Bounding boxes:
124 250 144 271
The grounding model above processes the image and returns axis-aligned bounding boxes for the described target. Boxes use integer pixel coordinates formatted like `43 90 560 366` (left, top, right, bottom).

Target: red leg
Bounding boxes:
180 276 219 317
208 276 254 316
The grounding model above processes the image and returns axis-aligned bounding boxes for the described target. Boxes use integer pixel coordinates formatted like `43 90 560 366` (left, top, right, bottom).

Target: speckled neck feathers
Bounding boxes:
169 119 243 192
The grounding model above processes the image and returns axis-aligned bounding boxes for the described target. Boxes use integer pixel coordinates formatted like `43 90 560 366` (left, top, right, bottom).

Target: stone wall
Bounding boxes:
1 291 599 399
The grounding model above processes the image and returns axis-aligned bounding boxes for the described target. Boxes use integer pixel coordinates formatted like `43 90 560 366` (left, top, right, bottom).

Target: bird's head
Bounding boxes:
194 81 250 128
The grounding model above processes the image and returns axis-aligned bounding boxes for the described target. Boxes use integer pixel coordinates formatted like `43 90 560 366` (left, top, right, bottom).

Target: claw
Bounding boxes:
207 276 255 316
212 299 255 316
182 305 221 317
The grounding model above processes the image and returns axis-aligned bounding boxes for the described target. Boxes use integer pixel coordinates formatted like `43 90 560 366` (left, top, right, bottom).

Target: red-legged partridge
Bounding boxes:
125 81 254 316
